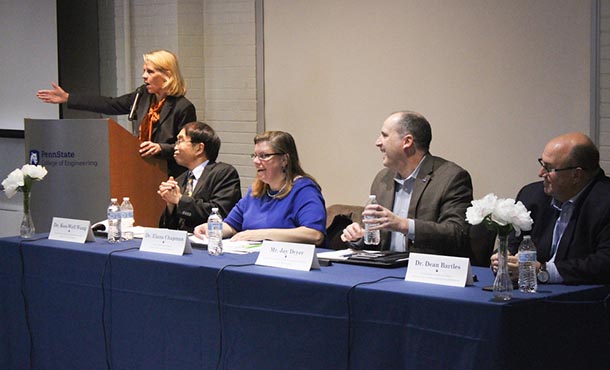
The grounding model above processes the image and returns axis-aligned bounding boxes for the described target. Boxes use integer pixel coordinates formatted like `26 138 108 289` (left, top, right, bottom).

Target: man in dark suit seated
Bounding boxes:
158 121 241 232
492 132 610 284
340 110 473 257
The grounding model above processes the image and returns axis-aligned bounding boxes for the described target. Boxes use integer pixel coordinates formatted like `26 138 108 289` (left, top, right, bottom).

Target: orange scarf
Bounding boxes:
138 97 166 142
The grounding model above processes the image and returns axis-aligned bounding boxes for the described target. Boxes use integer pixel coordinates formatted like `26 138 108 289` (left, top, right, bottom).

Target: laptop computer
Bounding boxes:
317 249 409 268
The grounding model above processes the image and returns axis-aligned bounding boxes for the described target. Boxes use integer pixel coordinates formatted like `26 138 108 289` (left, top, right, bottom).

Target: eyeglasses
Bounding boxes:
250 152 283 161
537 158 583 174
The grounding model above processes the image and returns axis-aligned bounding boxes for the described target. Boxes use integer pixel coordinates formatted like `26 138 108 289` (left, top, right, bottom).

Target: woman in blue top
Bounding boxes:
194 131 326 246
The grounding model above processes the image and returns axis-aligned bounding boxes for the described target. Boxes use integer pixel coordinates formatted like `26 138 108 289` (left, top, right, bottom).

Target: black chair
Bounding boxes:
325 204 364 250
468 223 497 267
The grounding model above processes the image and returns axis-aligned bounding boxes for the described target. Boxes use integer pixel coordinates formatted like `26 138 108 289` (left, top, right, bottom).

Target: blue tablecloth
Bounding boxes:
1 235 609 370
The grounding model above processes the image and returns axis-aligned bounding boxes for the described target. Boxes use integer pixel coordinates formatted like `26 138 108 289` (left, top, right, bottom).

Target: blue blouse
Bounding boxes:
224 177 327 236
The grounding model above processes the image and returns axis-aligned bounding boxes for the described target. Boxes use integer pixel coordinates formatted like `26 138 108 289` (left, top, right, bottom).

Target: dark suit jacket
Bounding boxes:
159 162 242 233
508 170 610 284
68 91 196 177
358 155 473 257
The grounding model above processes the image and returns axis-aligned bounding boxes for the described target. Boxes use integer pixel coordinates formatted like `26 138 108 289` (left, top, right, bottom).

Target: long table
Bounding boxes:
1 235 609 370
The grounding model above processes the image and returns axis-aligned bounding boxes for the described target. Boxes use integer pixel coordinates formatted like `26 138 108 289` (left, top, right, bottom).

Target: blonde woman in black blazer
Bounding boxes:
37 49 196 177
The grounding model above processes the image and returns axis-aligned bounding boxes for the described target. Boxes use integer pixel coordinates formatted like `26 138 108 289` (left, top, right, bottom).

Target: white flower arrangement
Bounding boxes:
1 164 48 198
465 193 533 237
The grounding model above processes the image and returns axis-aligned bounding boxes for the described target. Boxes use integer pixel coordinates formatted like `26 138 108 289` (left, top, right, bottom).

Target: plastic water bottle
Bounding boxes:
120 197 134 240
518 235 537 293
207 207 223 256
107 198 121 243
364 195 380 245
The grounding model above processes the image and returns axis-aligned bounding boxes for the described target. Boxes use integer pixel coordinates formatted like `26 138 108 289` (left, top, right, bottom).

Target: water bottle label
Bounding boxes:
121 211 133 218
208 219 223 255
518 251 536 262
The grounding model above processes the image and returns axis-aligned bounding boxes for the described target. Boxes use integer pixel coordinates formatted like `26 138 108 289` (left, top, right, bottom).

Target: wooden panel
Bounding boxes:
108 119 167 227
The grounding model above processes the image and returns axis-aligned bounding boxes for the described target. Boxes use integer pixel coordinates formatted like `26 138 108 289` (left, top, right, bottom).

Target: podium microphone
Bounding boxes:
128 84 146 121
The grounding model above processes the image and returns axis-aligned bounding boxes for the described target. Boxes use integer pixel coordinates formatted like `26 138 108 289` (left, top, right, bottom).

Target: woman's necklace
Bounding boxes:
266 181 287 199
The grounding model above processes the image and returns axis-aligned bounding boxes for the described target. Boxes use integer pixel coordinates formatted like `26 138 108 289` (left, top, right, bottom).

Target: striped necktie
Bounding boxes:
185 172 195 197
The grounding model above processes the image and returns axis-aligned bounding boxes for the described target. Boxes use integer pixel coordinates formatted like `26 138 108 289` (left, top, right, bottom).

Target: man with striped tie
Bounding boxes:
158 121 241 232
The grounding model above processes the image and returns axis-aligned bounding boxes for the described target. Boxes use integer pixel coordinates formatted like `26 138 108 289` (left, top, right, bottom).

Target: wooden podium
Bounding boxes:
24 118 168 232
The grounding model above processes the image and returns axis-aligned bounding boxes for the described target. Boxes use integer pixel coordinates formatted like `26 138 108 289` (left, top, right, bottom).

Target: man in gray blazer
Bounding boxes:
341 111 473 257
158 121 241 232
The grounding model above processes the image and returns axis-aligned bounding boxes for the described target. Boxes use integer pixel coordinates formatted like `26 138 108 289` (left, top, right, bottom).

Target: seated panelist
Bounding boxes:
158 121 241 233
341 111 473 257
491 132 610 284
194 131 326 246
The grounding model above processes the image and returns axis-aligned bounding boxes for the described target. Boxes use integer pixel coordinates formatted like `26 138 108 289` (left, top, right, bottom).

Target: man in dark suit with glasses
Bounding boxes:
492 132 610 284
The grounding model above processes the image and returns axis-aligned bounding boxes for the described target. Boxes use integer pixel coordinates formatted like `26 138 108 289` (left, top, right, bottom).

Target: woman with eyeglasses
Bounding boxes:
37 49 195 178
194 131 327 246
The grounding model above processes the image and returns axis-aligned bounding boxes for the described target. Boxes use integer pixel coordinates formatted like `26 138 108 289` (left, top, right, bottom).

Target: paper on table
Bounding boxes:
188 234 262 254
317 249 391 261
317 249 358 261
131 226 146 239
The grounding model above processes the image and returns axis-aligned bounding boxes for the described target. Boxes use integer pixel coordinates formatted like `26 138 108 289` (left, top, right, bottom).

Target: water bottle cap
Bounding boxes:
369 195 376 199
123 197 130 200
110 198 117 202
523 235 531 239
212 207 219 212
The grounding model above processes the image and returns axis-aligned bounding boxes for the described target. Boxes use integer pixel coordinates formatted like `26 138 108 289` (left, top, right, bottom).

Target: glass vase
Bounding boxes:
20 191 35 238
493 234 512 300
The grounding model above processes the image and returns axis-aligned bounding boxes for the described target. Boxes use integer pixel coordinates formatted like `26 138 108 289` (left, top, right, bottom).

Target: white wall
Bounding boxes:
0 0 58 131
0 0 57 237
264 0 592 205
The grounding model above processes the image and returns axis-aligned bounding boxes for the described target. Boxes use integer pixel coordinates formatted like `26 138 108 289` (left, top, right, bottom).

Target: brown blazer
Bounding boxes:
368 155 473 257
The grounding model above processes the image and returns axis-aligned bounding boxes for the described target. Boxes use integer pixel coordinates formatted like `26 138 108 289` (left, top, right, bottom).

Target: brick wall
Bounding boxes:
203 0 258 192
99 0 257 193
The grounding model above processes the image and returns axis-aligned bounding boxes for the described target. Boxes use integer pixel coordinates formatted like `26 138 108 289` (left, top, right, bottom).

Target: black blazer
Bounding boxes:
159 162 242 233
508 170 610 284
68 90 197 177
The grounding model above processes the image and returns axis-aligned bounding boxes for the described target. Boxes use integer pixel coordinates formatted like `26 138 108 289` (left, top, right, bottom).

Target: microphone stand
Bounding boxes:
128 84 146 136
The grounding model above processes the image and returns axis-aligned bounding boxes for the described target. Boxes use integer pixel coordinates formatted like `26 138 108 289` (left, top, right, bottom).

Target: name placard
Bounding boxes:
140 228 192 256
405 253 473 287
48 217 96 243
255 240 320 271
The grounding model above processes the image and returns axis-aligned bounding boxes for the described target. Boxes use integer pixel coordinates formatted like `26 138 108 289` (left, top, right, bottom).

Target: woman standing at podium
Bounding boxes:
36 49 196 178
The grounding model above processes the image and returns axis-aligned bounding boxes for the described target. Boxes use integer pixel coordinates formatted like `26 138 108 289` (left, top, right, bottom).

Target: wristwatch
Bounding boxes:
537 262 549 283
